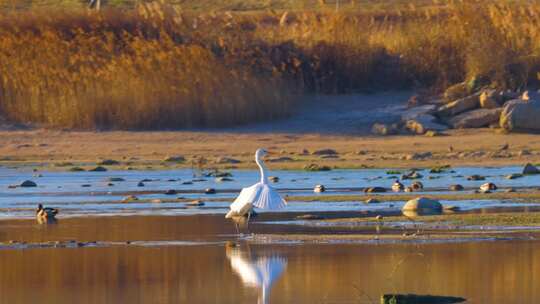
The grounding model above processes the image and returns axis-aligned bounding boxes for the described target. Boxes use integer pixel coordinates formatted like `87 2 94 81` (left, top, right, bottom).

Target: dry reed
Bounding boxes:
1 1 540 129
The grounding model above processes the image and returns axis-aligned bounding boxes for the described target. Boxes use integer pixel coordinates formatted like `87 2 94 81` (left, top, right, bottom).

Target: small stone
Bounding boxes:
268 176 280 183
365 198 380 204
304 164 331 171
137 181 145 187
443 205 460 211
123 195 139 202
467 175 485 181
506 173 523 180
186 200 204 207
424 130 443 137
89 166 107 172
313 184 326 193
106 177 125 182
81 184 91 187
449 184 464 191
97 159 120 166
480 182 497 192
371 123 398 136
523 163 540 175
312 149 338 155
518 150 531 157
215 177 233 182
364 187 387 193
375 215 383 220
69 167 85 172
165 189 178 195
151 199 162 203
163 155 186 163
205 188 216 194
215 157 241 164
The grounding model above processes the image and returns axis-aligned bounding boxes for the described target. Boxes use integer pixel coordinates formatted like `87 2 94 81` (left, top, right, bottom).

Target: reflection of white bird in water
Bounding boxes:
226 148 286 232
227 245 287 304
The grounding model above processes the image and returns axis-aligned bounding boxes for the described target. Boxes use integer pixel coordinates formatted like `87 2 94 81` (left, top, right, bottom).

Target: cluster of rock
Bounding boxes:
373 83 540 135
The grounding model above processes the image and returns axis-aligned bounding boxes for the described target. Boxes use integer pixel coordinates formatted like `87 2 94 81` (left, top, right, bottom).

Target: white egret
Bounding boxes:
225 148 286 231
226 245 287 304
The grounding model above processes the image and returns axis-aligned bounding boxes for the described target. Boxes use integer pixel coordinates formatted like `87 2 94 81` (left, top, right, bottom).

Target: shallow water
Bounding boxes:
0 215 539 304
1 166 539 218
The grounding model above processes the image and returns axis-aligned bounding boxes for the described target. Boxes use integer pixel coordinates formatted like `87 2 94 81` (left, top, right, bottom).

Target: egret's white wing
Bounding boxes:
229 183 263 213
252 184 286 210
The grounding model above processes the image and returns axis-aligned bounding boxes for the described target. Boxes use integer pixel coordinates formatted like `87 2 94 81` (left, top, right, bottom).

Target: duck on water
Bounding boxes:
36 204 58 219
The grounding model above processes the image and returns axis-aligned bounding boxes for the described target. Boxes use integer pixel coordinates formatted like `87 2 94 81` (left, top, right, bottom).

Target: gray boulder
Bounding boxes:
448 108 502 129
437 93 481 117
521 90 540 102
523 163 540 175
479 90 502 109
405 115 448 134
401 104 438 121
500 100 540 132
402 197 442 211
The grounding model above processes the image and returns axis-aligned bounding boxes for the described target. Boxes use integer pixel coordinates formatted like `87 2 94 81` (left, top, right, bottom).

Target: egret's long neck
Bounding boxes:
255 154 268 184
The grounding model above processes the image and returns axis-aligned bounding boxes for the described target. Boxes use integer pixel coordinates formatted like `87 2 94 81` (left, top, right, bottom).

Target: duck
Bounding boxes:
36 204 58 219
392 180 404 192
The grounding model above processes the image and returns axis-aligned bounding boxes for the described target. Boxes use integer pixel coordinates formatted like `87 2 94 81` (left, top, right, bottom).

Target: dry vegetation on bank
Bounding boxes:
1 1 540 129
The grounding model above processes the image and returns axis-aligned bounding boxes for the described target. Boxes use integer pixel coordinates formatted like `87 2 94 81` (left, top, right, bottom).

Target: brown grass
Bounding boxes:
1 1 540 129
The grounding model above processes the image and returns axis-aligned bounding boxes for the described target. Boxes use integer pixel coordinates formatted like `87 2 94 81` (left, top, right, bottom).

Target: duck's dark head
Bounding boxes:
37 204 43 212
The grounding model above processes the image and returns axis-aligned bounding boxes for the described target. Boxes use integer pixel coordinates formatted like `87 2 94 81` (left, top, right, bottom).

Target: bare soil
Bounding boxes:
1 93 539 170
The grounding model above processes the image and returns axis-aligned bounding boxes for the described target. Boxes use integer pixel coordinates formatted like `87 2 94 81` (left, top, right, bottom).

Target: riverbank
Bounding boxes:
1 128 539 170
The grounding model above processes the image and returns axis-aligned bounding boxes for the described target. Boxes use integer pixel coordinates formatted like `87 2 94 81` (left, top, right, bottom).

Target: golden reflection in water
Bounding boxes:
0 241 539 303
226 244 287 304
1 216 540 303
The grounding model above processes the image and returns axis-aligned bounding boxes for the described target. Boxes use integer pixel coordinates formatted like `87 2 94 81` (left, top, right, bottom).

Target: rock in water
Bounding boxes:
448 108 502 129
480 182 497 192
449 184 464 191
381 294 466 304
89 166 107 172
500 100 540 132
313 184 326 193
523 163 540 175
402 197 442 211
364 187 387 193
437 93 481 117
20 180 37 187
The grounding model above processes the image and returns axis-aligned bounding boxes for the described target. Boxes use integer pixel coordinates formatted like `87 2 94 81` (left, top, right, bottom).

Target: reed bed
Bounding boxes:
1 1 540 129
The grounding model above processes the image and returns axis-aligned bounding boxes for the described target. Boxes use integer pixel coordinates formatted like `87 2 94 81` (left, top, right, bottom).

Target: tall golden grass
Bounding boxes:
1 1 540 129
